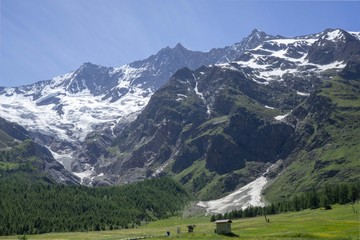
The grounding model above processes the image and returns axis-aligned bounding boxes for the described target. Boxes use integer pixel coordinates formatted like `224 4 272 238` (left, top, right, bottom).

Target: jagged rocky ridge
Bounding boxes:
0 29 276 178
0 28 359 198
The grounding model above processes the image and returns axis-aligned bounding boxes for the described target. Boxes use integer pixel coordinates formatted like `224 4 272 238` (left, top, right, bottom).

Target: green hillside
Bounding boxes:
264 66 360 203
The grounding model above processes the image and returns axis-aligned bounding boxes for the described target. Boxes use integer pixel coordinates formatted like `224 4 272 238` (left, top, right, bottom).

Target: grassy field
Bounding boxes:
1 204 358 240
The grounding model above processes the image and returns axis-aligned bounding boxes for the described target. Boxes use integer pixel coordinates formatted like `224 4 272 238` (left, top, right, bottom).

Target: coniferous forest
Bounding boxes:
0 174 190 236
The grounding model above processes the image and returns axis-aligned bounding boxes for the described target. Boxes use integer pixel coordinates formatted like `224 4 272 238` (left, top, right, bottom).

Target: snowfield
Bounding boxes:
197 175 268 214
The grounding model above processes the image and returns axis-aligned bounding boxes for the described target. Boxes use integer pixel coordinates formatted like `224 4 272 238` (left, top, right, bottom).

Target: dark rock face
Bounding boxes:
109 68 209 177
79 132 114 165
66 63 118 95
0 117 79 184
107 62 299 185
0 117 30 141
225 108 295 162
340 57 360 79
205 134 245 174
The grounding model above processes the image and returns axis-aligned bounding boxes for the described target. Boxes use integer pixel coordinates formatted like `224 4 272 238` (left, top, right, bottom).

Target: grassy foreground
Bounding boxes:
1 204 358 240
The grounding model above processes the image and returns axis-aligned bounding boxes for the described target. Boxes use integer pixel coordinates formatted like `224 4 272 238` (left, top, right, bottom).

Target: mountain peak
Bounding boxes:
320 28 349 42
174 42 186 49
80 62 100 69
251 28 262 34
157 43 188 55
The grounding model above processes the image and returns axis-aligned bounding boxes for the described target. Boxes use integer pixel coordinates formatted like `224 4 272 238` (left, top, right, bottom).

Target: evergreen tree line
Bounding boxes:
0 175 190 236
211 182 360 222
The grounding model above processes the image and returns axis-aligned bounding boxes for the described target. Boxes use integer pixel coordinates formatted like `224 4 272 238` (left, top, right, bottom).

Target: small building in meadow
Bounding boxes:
187 224 195 233
215 219 232 235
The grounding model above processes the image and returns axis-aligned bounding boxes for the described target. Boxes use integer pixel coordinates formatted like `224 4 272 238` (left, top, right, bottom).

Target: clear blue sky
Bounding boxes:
1 0 359 87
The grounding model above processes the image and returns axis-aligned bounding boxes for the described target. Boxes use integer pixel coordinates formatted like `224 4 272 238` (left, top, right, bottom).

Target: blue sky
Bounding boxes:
1 0 359 87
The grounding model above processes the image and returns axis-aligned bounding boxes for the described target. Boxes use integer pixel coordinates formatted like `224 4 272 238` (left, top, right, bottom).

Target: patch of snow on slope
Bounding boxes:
217 63 240 72
274 113 289 121
350 32 360 41
114 64 147 86
197 175 267 214
73 165 95 184
152 161 171 177
176 94 187 102
324 29 345 42
193 74 210 115
296 91 310 96
47 147 74 169
315 61 346 71
268 38 317 45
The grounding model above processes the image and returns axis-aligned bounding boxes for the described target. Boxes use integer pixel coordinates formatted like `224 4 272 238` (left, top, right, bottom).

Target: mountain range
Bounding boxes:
1 28 359 203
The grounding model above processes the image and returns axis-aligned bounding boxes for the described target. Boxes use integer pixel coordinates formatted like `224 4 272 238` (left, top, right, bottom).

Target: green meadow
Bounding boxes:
1 204 358 240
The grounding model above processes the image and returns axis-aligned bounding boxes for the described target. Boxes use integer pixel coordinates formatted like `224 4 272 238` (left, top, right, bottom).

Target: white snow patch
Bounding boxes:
193 74 211 116
274 113 290 121
47 147 73 168
267 38 317 45
176 94 188 102
264 105 275 109
217 63 239 72
197 175 268 214
115 64 146 85
152 161 171 177
296 91 310 96
315 61 346 71
350 32 360 41
73 166 95 184
324 29 345 42
193 74 204 100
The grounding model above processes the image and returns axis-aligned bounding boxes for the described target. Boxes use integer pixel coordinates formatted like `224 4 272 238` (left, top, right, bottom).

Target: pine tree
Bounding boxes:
292 195 301 211
349 183 360 203
321 194 332 210
308 189 320 209
339 184 349 204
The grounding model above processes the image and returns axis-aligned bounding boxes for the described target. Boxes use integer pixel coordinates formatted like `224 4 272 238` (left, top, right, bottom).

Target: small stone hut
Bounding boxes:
215 219 232 235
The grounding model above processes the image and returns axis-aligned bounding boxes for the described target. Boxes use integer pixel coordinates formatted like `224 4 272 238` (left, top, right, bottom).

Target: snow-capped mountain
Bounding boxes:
0 63 151 170
0 30 270 176
98 28 360 202
216 28 284 64
218 29 360 87
0 28 359 186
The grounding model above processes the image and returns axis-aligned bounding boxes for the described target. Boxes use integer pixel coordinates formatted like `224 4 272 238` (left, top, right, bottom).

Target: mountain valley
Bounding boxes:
0 28 359 207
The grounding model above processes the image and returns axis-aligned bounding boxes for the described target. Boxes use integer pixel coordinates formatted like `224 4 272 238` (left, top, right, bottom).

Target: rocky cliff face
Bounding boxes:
0 117 79 184
102 63 300 193
306 29 360 64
